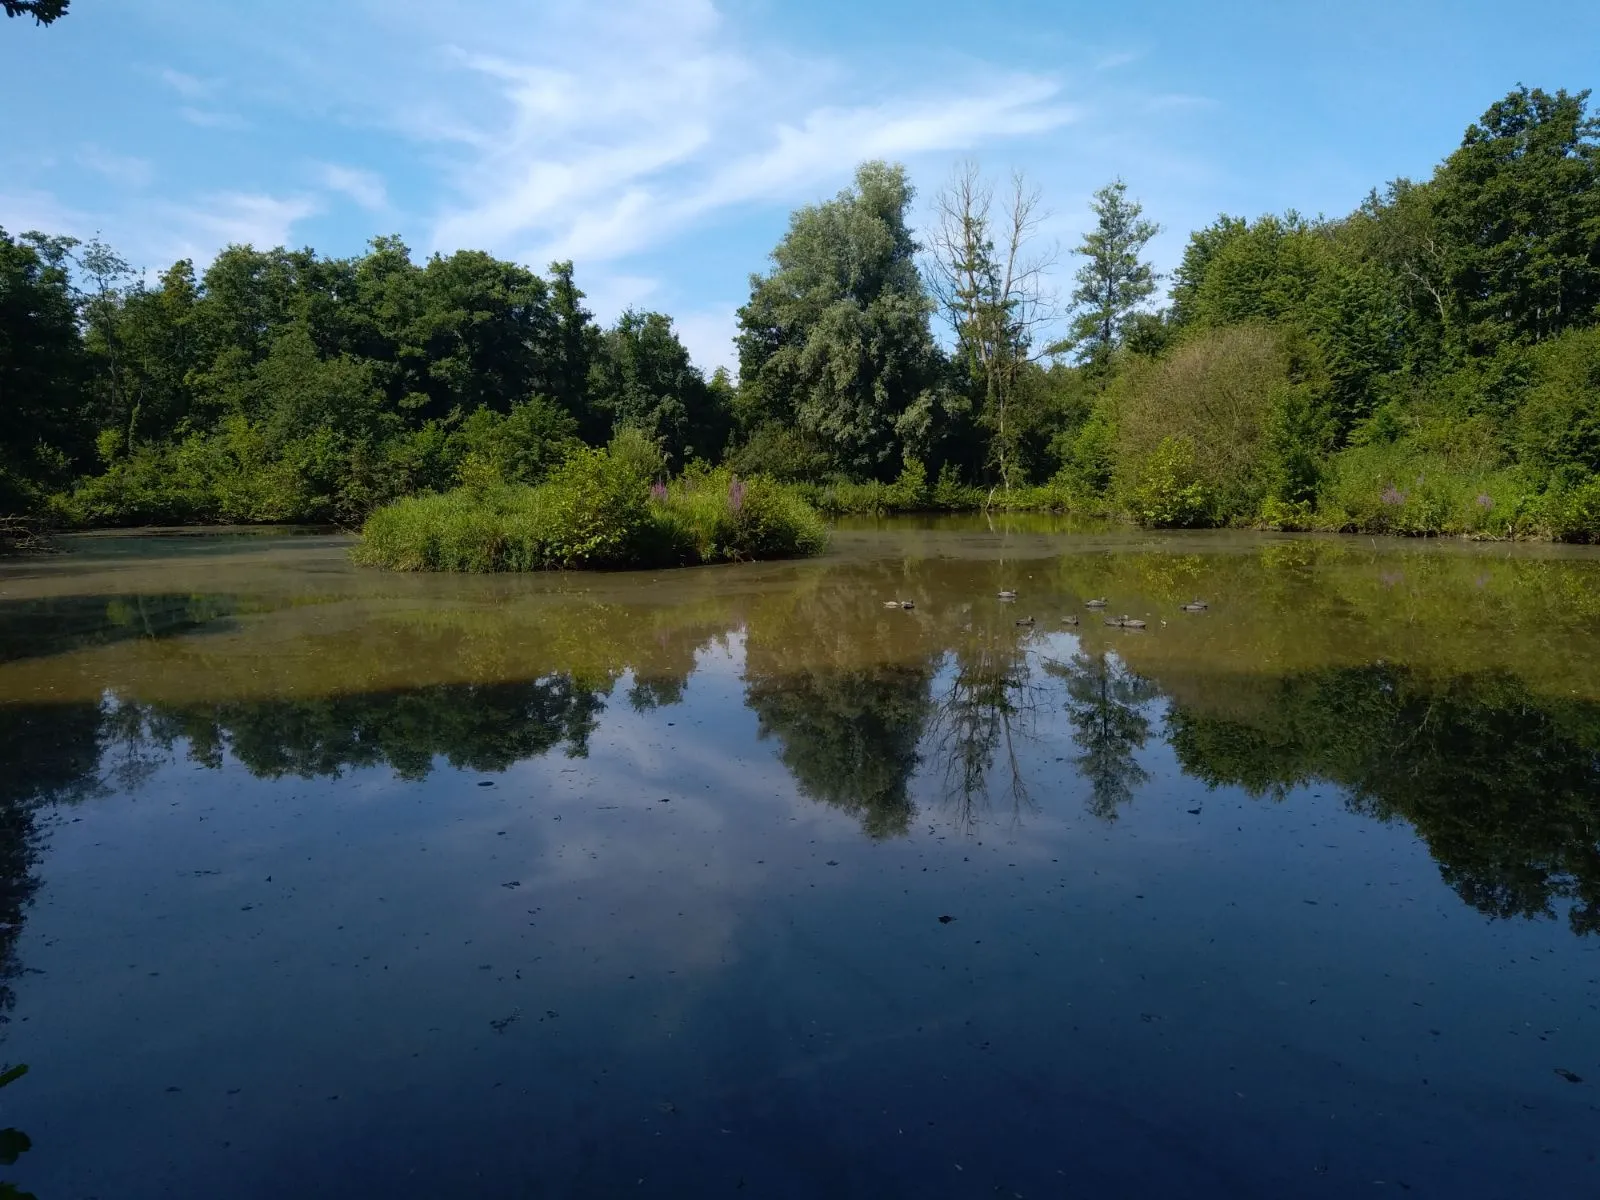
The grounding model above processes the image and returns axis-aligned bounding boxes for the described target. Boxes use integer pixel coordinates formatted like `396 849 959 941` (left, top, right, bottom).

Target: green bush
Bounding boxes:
353 448 827 572
1311 441 1545 537
62 397 575 529
1127 436 1211 527
1515 326 1600 477
1113 326 1294 525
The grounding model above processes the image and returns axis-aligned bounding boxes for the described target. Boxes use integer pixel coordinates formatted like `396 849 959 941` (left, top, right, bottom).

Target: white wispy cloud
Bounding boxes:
78 146 155 189
159 67 211 99
21 0 1213 325
179 107 247 130
318 163 389 212
349 0 1080 265
0 188 93 239
159 191 322 256
1094 50 1142 72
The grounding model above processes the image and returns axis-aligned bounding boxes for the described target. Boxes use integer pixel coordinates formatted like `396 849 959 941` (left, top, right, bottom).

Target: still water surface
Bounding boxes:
0 519 1598 1197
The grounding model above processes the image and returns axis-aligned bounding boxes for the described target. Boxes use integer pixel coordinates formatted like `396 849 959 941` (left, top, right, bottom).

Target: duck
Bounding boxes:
1179 599 1208 612
1015 615 1036 627
900 599 916 610
1085 598 1108 608
1061 614 1080 626
883 600 902 609
997 589 1018 601
1104 615 1147 630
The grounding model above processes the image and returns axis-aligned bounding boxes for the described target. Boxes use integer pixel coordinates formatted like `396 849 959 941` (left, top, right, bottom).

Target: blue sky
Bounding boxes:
3 0 1598 371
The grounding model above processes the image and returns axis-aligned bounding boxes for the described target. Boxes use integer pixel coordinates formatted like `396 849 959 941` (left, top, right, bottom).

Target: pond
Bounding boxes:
0 518 1597 1198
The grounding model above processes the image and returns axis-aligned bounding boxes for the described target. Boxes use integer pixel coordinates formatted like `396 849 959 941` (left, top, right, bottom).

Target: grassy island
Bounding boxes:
353 438 827 572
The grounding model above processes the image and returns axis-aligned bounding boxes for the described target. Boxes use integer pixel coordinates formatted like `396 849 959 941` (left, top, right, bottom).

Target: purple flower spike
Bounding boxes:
728 475 745 513
1381 485 1407 507
1475 493 1493 510
650 482 668 501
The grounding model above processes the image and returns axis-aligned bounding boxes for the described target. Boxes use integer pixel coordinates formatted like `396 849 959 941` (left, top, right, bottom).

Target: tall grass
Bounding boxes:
353 449 828 572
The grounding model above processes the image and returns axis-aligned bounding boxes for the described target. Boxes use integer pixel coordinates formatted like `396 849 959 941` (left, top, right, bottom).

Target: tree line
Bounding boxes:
1 84 1597 535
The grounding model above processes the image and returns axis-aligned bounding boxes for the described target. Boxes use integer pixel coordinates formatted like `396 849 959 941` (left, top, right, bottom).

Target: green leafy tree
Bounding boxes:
2 0 67 24
1430 86 1600 350
0 229 87 510
589 310 729 466
75 238 137 455
1067 180 1161 368
736 161 943 479
1170 212 1324 331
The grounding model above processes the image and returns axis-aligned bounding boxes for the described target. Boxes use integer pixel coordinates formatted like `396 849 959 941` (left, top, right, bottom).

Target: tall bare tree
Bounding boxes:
926 163 1059 492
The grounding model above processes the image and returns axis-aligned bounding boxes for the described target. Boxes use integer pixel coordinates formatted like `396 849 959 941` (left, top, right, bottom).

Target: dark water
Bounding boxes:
1 519 1598 1198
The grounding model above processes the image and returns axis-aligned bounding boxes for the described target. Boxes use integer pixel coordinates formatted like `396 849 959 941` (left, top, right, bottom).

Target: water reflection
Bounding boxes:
0 594 235 665
154 677 607 779
1048 651 1159 821
1 640 1596 946
929 623 1043 831
1167 664 1600 936
748 664 932 838
6 530 1600 1198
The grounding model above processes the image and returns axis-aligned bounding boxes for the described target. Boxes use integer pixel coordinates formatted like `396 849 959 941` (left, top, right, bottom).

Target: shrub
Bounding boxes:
1126 436 1211 527
1113 326 1294 524
1515 326 1600 477
353 448 827 572
1312 440 1545 538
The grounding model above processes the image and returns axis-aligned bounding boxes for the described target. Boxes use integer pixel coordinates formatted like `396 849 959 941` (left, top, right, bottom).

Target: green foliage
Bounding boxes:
726 423 835 482
588 310 728 467
451 397 581 490
0 229 86 512
1515 325 1600 476
1126 436 1210 527
736 161 943 479
1052 398 1117 497
3 0 67 24
1430 86 1600 350
1113 326 1296 525
1067 179 1162 367
5 86 1600 542
354 443 826 572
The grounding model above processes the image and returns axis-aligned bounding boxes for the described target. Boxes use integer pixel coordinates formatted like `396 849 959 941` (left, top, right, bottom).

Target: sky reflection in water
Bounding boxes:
1 522 1598 1198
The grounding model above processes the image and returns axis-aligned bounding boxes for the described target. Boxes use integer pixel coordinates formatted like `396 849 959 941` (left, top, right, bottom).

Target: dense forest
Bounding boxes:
2 84 1598 539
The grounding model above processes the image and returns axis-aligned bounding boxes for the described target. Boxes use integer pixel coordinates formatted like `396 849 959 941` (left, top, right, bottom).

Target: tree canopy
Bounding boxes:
3 84 1600 540
2 0 68 25
736 161 943 480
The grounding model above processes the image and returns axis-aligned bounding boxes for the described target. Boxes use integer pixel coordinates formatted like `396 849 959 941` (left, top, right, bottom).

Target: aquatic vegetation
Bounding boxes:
352 447 827 572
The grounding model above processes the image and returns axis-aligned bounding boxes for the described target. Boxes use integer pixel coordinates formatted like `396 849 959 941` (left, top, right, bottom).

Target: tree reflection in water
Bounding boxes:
746 666 933 839
1045 650 1159 821
1166 664 1600 936
928 625 1045 834
2 636 1600 941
